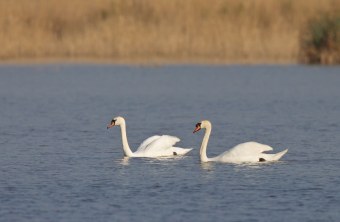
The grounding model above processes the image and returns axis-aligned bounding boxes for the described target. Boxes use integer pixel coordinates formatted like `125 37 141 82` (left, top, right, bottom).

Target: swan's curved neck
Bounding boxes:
119 121 134 157
200 125 211 162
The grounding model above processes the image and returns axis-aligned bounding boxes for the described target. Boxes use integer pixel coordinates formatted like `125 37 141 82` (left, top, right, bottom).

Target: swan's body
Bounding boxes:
107 116 192 158
193 120 288 163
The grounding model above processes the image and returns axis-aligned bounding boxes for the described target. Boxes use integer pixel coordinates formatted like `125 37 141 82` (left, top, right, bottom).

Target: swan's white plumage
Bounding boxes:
229 141 273 154
134 135 183 157
137 135 162 151
214 142 271 161
213 142 286 163
108 117 192 158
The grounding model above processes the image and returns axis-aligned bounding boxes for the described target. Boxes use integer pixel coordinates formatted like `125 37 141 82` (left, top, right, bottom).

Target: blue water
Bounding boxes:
0 64 340 221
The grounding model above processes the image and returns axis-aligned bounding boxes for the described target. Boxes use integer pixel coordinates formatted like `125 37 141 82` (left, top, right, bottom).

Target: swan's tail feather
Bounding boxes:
271 149 288 161
173 147 193 155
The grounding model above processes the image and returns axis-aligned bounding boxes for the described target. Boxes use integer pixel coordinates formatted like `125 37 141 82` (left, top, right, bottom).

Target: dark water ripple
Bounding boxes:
0 65 340 221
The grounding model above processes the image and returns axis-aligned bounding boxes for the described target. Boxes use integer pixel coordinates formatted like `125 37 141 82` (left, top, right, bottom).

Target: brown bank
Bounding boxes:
1 0 339 64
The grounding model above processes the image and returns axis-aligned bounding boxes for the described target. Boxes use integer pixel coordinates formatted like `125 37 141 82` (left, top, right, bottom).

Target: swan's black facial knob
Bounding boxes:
107 119 116 129
193 122 202 133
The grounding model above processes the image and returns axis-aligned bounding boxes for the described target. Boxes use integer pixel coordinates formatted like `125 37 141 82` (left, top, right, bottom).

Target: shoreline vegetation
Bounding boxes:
1 0 339 64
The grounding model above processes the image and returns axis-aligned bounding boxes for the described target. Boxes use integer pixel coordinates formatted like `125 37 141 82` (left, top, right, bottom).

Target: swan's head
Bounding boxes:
193 120 211 133
107 116 125 129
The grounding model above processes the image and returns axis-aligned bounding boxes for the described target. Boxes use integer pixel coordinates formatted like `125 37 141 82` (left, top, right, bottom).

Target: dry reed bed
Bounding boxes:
0 0 339 63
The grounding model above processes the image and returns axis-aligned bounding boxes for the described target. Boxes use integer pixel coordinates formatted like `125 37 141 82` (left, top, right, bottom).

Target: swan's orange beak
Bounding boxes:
193 123 201 133
107 120 116 129
107 124 114 129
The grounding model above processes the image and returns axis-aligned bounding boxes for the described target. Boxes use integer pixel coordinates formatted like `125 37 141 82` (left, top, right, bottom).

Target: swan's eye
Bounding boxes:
111 119 116 125
196 123 201 128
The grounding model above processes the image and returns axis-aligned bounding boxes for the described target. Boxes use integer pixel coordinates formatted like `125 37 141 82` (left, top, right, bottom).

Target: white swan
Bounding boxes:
107 116 192 157
193 120 288 163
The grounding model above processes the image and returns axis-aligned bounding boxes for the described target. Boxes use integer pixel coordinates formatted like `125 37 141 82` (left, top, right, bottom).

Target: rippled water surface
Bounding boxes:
1 64 340 221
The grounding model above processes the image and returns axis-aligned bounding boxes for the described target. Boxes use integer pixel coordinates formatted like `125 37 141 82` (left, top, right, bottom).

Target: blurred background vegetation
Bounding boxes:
0 0 339 64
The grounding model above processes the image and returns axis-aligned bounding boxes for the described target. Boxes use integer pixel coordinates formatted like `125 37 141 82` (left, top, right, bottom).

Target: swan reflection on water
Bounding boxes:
232 161 289 174
200 162 215 171
199 161 264 172
117 155 189 166
118 157 130 166
200 159 288 173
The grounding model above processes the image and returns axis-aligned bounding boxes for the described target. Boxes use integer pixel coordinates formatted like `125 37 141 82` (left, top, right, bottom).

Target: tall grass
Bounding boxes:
0 0 339 63
299 14 340 64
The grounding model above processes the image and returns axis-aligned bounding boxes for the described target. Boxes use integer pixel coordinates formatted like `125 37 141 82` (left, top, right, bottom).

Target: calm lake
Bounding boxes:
1 64 340 221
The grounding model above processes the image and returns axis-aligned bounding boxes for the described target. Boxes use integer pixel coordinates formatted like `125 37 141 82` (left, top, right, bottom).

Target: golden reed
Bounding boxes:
0 0 339 63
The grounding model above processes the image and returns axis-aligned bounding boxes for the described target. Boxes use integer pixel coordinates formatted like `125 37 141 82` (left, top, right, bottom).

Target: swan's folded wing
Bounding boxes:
228 141 273 156
140 135 180 154
136 135 161 152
